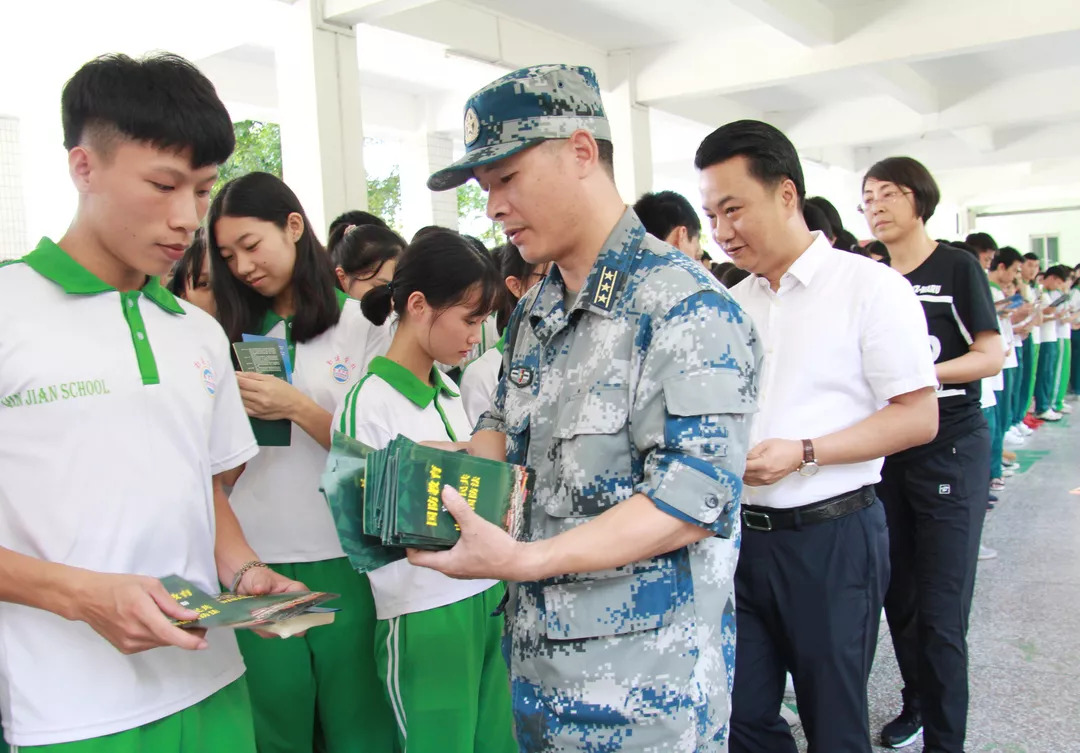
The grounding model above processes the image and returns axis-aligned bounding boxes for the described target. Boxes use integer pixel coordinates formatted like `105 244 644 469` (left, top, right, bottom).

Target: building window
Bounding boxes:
1031 235 1060 265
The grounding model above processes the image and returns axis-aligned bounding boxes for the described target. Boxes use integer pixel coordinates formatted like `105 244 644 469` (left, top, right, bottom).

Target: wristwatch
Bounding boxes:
798 439 820 477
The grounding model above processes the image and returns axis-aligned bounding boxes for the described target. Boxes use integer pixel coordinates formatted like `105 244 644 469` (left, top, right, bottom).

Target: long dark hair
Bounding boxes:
361 228 500 327
207 172 340 344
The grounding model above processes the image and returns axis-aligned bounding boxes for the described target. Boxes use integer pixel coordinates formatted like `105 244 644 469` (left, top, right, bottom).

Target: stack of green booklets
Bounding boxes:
321 432 534 574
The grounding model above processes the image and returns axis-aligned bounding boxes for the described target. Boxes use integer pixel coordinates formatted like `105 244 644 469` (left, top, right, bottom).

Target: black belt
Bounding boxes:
742 485 875 532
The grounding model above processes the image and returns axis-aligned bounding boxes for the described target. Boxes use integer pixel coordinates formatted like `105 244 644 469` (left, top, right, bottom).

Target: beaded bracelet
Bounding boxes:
230 560 269 593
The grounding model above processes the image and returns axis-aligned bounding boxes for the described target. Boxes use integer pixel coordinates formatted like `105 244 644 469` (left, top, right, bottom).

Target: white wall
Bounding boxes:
973 208 1080 266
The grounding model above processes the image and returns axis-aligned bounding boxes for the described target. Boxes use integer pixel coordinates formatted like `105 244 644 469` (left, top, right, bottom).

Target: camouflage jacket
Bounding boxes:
477 208 762 751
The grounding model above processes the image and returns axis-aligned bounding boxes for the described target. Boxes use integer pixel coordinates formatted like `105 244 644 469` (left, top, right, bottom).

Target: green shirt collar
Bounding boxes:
23 237 185 315
367 356 459 408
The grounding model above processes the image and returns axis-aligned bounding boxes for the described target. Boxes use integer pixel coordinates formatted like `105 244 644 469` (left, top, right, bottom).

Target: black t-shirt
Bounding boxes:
893 243 999 458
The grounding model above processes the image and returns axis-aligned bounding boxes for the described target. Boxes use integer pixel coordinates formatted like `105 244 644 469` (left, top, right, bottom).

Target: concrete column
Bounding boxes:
605 51 653 203
399 129 458 238
275 0 367 240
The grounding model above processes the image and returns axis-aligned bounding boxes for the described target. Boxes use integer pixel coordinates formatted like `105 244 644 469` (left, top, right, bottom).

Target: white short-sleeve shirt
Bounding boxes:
0 239 257 746
334 356 497 619
458 338 504 430
229 294 390 563
729 232 937 509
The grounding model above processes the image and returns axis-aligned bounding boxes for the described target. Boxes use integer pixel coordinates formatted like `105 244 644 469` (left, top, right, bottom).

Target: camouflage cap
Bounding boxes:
427 64 610 192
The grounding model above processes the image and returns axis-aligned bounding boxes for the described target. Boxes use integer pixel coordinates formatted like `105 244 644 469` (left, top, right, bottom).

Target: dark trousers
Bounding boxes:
1071 330 1080 394
877 423 990 753
730 498 889 753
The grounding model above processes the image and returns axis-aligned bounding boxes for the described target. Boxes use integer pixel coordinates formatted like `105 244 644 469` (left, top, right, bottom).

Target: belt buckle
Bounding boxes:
742 510 773 532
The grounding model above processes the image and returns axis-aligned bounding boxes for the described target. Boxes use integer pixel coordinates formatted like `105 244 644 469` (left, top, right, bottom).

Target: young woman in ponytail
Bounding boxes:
207 172 395 753
330 223 404 301
334 227 517 753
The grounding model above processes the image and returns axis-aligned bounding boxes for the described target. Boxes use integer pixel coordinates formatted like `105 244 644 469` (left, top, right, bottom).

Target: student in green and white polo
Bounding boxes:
460 243 548 427
0 53 306 753
336 228 516 753
206 172 397 753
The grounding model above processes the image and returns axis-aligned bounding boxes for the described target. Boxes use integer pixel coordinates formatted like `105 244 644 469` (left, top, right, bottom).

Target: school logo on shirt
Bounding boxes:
195 358 216 396
328 355 358 384
509 365 534 388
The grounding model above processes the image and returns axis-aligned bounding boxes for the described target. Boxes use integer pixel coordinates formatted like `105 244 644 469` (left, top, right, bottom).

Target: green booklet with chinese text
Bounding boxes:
162 575 338 638
320 432 533 574
232 340 291 446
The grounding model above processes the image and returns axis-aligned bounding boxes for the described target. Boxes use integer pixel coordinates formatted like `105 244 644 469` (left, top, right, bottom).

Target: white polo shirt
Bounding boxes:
334 356 497 619
989 285 1018 370
729 232 937 510
458 336 504 429
1056 290 1072 340
1039 289 1058 343
230 292 390 564
0 239 257 746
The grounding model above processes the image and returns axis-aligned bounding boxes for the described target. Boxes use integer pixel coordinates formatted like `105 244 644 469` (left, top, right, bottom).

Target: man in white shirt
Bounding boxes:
697 120 939 753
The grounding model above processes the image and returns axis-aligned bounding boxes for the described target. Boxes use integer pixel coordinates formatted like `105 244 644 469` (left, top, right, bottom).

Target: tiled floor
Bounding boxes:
793 410 1080 753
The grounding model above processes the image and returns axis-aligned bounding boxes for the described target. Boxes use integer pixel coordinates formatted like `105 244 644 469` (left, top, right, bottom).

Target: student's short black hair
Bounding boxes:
805 197 844 234
1023 252 1041 262
327 210 387 253
62 53 233 168
1045 265 1071 282
633 190 702 242
965 232 998 253
952 241 978 258
331 224 405 288
694 120 805 206
361 228 501 327
865 240 891 265
167 228 208 298
991 246 1023 270
207 172 340 345
720 265 751 288
863 157 940 224
802 203 833 238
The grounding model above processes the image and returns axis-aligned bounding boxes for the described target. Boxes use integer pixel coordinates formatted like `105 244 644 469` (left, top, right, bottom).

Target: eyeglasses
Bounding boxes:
857 189 912 215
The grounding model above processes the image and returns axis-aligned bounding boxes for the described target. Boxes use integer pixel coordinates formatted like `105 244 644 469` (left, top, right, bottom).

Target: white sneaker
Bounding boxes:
1060 403 1073 414
1004 429 1025 446
979 544 999 561
1002 468 1015 478
1018 423 1034 436
1037 410 1063 421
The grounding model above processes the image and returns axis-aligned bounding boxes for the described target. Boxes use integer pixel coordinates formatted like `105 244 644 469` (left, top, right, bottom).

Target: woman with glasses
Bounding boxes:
862 157 1003 752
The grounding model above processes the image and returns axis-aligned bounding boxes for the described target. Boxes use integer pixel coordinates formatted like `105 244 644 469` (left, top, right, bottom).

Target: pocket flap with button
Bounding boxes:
663 370 755 417
543 564 677 641
553 388 629 439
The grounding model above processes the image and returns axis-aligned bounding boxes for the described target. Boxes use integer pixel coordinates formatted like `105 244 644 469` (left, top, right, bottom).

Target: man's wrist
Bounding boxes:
515 540 551 582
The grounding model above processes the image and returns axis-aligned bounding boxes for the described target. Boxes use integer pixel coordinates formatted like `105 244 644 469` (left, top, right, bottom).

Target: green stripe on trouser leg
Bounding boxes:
1054 337 1071 411
17 679 255 752
375 583 517 753
236 558 397 753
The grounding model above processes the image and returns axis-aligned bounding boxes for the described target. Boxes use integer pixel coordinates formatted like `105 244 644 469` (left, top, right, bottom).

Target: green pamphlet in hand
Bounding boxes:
320 432 534 574
161 575 339 639
232 340 292 446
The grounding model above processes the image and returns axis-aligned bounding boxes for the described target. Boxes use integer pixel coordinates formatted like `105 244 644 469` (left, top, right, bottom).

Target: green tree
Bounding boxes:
457 183 504 247
213 120 282 194
367 168 401 230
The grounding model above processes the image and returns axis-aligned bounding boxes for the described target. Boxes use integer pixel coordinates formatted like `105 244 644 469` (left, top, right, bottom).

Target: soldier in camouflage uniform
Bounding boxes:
410 64 762 752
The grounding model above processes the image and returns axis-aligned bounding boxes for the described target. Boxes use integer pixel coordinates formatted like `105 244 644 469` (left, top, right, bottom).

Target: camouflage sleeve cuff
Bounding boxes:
475 409 506 435
638 453 742 538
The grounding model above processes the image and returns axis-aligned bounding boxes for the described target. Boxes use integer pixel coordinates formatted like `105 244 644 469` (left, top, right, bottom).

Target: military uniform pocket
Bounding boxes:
547 387 631 518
